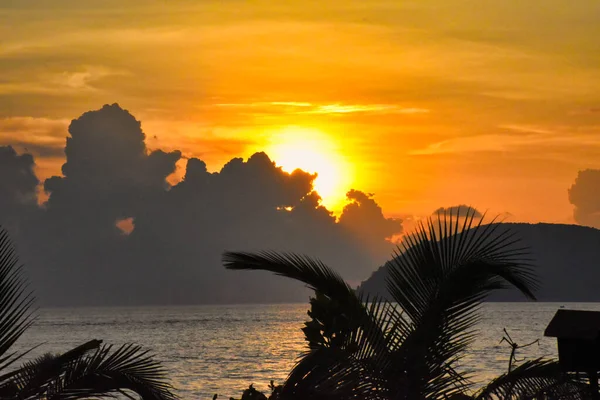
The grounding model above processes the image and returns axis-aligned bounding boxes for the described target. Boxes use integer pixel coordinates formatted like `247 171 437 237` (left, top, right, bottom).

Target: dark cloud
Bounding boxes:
1 104 403 306
569 169 600 228
0 145 41 243
338 190 403 258
432 205 483 218
44 104 180 216
0 146 38 205
0 145 39 225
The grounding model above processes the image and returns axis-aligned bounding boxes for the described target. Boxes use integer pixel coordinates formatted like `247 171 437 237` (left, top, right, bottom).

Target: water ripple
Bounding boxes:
12 302 598 399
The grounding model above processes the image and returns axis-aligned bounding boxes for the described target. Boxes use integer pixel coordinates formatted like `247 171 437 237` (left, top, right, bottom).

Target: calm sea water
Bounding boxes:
12 303 600 399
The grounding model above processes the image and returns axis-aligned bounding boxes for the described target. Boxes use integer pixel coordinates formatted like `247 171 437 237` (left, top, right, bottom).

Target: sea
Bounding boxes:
12 302 598 399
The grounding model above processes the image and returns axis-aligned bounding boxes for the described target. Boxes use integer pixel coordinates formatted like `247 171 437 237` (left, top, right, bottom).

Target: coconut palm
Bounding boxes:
0 226 177 400
223 209 587 400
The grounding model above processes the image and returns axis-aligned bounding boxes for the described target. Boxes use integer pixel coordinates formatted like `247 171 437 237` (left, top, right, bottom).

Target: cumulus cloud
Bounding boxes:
338 190 403 255
0 146 39 232
432 205 483 218
569 169 600 228
0 147 42 256
1 104 403 306
44 104 181 220
0 146 38 204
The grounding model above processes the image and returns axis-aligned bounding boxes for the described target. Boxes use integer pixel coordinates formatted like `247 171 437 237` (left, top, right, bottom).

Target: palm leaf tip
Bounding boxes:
475 359 587 400
390 214 538 305
37 343 178 400
379 215 539 398
0 226 36 368
222 251 353 296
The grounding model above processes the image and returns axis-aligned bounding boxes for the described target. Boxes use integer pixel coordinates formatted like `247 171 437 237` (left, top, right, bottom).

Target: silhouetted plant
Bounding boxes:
240 384 267 400
0 226 177 400
228 382 282 400
224 209 587 400
268 380 283 399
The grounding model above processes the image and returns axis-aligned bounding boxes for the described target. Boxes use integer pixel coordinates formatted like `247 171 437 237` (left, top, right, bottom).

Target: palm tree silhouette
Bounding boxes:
224 209 587 400
0 227 177 400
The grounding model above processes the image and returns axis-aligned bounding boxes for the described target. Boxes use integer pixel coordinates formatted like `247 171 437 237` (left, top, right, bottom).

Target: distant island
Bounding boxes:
359 223 600 302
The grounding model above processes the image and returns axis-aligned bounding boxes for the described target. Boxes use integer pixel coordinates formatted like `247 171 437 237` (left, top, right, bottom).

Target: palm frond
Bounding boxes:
388 209 536 323
0 226 36 374
223 251 401 398
288 297 410 399
30 343 177 400
223 251 354 301
474 358 589 400
6 339 103 397
383 210 537 399
280 347 374 400
223 212 540 400
223 251 380 350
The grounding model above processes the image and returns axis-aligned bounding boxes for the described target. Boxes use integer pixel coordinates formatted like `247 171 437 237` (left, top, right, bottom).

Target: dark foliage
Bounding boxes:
224 209 588 400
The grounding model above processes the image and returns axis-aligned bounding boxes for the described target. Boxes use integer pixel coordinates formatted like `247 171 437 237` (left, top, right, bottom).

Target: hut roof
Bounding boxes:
544 309 600 340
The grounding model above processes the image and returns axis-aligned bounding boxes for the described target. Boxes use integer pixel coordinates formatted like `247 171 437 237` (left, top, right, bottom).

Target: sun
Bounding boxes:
265 126 353 211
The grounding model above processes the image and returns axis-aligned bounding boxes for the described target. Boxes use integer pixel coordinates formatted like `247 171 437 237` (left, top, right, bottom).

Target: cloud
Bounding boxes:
304 104 429 115
140 120 258 160
568 107 600 115
0 146 39 207
499 124 555 135
410 128 600 156
213 102 429 116
410 134 527 155
1 104 403 306
0 28 190 59
0 146 40 236
568 169 600 228
0 66 126 95
432 205 483 218
269 102 313 107
338 189 403 248
0 117 68 158
43 104 181 225
52 66 126 91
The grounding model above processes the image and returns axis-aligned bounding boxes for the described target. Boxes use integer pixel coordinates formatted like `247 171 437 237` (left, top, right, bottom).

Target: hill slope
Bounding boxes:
359 223 600 302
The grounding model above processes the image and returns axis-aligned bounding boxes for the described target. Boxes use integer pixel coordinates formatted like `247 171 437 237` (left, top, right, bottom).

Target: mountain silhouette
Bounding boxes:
359 223 600 302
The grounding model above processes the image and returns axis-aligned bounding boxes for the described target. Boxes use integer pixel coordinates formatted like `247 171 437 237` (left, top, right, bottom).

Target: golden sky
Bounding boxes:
2 0 600 222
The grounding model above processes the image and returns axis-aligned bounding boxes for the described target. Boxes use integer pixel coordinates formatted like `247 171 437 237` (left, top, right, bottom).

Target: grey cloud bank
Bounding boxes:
0 104 402 306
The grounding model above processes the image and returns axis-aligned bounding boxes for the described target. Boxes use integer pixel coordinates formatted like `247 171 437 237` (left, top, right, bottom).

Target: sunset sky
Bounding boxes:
2 0 600 223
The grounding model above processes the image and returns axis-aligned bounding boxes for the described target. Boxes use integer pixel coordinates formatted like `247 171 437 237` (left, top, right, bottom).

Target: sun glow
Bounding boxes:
266 126 354 211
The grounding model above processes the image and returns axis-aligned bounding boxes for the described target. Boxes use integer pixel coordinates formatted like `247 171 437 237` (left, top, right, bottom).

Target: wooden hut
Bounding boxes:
545 309 600 399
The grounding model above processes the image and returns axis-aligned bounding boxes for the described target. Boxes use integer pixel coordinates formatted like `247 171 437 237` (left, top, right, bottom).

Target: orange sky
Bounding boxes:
2 0 600 223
